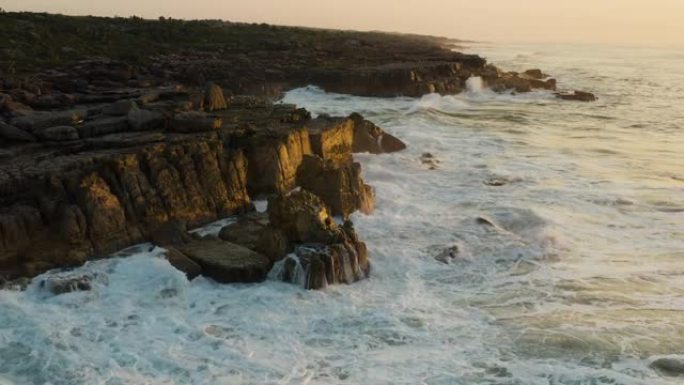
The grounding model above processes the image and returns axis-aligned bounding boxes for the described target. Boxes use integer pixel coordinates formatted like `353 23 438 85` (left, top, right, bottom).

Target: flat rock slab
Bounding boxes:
176 239 271 283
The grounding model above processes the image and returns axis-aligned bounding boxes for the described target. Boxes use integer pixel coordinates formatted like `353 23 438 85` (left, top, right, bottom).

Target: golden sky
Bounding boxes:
6 0 684 47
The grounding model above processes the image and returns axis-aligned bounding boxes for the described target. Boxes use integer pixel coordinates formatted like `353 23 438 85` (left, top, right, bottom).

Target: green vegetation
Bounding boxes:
0 12 456 77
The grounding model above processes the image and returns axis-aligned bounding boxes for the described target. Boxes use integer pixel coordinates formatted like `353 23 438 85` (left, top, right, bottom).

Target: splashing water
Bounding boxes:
1 43 684 385
465 76 484 94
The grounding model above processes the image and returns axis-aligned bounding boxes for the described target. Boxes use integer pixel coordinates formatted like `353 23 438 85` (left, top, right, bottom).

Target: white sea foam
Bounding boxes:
2 44 684 385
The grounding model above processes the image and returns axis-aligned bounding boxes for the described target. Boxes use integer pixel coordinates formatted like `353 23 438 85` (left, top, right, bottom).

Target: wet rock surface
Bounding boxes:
176 239 271 283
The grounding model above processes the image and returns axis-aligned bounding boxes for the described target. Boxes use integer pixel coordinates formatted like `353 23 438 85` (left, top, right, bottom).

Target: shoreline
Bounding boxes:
0 12 593 290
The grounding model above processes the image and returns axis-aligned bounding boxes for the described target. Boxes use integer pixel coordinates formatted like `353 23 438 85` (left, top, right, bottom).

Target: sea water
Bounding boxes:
1 43 683 385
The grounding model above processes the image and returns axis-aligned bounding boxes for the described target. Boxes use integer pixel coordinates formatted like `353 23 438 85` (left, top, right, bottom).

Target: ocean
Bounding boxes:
1 42 683 385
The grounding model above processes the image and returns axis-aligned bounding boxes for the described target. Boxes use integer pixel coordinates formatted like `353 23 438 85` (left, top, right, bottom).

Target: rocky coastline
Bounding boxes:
0 12 595 291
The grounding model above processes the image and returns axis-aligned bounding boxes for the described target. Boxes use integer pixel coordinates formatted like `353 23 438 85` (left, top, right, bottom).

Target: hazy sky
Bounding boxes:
5 0 684 47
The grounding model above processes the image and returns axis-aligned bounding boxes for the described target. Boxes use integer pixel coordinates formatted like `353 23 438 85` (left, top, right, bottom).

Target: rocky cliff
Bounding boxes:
0 12 593 290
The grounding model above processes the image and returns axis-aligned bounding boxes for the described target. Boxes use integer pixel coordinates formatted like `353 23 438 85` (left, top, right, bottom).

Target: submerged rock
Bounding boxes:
556 91 597 102
41 275 92 295
651 358 684 377
421 152 439 170
176 239 271 283
432 245 460 264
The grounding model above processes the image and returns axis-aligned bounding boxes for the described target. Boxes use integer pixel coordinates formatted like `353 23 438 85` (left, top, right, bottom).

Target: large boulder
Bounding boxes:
218 212 289 262
176 239 271 283
349 113 406 154
297 155 374 217
0 122 36 142
268 189 338 244
163 247 202 280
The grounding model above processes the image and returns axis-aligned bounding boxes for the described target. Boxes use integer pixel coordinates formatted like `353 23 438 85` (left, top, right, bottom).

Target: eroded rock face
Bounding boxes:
0 138 252 278
271 220 369 290
297 155 374 217
268 189 338 244
307 116 354 165
176 239 271 283
244 126 312 195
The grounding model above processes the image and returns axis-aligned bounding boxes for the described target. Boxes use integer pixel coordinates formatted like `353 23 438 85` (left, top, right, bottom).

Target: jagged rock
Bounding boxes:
41 275 92 295
204 83 228 111
163 246 202 280
268 189 338 244
127 108 166 131
307 115 354 165
77 116 129 137
272 220 369 289
170 111 221 133
349 113 406 154
651 358 684 377
0 122 36 142
38 125 79 141
297 155 374 217
245 126 312 194
10 109 86 132
176 239 271 283
103 99 138 116
556 91 597 102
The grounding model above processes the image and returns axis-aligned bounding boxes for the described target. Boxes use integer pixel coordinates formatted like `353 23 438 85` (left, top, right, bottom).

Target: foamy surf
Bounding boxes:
2 43 684 385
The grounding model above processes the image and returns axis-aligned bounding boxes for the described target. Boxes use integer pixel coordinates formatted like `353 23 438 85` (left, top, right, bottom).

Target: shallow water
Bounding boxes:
1 43 683 385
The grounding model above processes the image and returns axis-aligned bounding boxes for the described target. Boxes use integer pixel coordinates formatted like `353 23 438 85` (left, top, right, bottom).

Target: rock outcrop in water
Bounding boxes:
0 12 593 288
